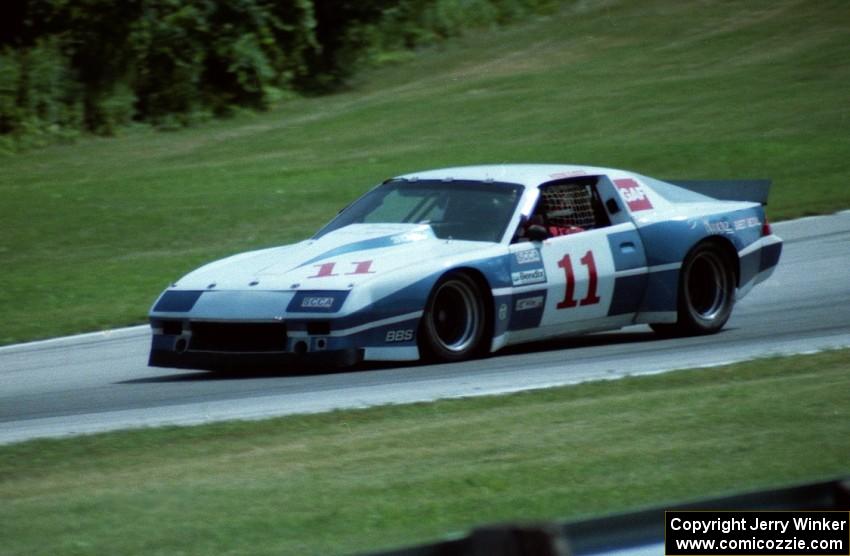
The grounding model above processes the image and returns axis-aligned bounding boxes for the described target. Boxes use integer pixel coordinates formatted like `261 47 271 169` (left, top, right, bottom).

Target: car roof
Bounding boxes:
394 164 629 189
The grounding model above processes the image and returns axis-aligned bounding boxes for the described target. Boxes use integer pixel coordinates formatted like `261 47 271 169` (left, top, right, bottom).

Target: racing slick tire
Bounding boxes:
418 272 489 362
651 242 736 337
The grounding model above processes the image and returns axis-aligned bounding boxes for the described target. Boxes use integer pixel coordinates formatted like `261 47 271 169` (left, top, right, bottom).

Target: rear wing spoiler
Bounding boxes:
667 179 772 205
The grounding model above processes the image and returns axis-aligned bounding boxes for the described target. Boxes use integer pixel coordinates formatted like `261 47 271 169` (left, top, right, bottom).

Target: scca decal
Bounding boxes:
614 178 653 212
287 290 350 313
514 249 541 265
301 296 336 309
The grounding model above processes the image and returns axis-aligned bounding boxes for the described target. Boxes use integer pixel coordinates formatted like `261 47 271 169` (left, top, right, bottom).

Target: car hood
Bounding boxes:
173 224 487 291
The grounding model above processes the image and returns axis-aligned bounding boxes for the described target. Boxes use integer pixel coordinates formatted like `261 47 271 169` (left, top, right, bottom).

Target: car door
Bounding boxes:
508 178 648 335
536 222 645 330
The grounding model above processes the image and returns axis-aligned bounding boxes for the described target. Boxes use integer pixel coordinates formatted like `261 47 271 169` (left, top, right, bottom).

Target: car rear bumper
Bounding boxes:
737 233 783 299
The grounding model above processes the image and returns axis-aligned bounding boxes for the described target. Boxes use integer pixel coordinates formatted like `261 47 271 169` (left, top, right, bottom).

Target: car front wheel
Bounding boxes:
418 272 488 362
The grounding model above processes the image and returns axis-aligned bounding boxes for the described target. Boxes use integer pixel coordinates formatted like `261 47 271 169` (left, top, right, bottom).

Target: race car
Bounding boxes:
148 164 782 370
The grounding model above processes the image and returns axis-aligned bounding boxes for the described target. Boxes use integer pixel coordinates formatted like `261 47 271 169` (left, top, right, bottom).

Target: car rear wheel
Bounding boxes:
651 243 736 337
418 272 488 362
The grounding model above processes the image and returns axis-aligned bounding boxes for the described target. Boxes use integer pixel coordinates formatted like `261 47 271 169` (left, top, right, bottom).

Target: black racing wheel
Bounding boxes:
418 272 489 362
651 242 737 337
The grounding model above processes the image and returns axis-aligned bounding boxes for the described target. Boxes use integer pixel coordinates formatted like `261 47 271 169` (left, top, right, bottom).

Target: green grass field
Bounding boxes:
1 350 848 556
1 0 849 344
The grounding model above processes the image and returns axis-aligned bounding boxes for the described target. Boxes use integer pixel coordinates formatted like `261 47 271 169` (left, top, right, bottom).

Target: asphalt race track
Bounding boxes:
1 213 849 444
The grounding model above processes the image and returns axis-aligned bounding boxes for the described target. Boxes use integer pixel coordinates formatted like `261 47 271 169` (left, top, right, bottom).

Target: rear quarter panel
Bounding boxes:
631 201 767 319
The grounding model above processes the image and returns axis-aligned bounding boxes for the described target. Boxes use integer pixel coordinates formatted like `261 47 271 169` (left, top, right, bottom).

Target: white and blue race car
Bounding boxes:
148 164 782 370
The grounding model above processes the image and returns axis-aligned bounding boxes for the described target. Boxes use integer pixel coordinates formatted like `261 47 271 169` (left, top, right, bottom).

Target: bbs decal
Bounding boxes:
385 329 414 343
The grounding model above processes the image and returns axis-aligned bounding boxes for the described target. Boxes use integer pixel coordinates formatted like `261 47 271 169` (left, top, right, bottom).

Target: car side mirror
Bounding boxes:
526 224 550 242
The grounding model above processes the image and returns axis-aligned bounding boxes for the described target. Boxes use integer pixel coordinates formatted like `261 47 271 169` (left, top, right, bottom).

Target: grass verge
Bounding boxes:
2 0 849 344
1 349 848 555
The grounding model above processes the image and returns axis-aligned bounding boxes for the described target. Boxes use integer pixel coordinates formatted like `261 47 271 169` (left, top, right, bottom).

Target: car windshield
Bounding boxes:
314 180 524 242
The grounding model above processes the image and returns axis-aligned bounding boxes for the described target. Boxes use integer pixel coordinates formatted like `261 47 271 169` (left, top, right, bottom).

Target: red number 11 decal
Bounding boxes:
557 250 600 309
309 260 375 278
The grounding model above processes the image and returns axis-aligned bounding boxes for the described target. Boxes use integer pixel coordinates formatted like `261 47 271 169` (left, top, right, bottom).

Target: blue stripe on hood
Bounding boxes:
296 230 428 268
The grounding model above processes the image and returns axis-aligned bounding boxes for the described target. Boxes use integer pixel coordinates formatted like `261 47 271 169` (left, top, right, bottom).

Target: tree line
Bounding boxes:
0 0 555 148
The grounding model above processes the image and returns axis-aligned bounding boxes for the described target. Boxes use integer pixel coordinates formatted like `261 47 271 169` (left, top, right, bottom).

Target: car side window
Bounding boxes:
514 178 612 242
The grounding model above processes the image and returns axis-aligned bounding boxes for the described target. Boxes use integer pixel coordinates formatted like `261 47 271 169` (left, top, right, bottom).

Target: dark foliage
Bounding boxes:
0 0 556 145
